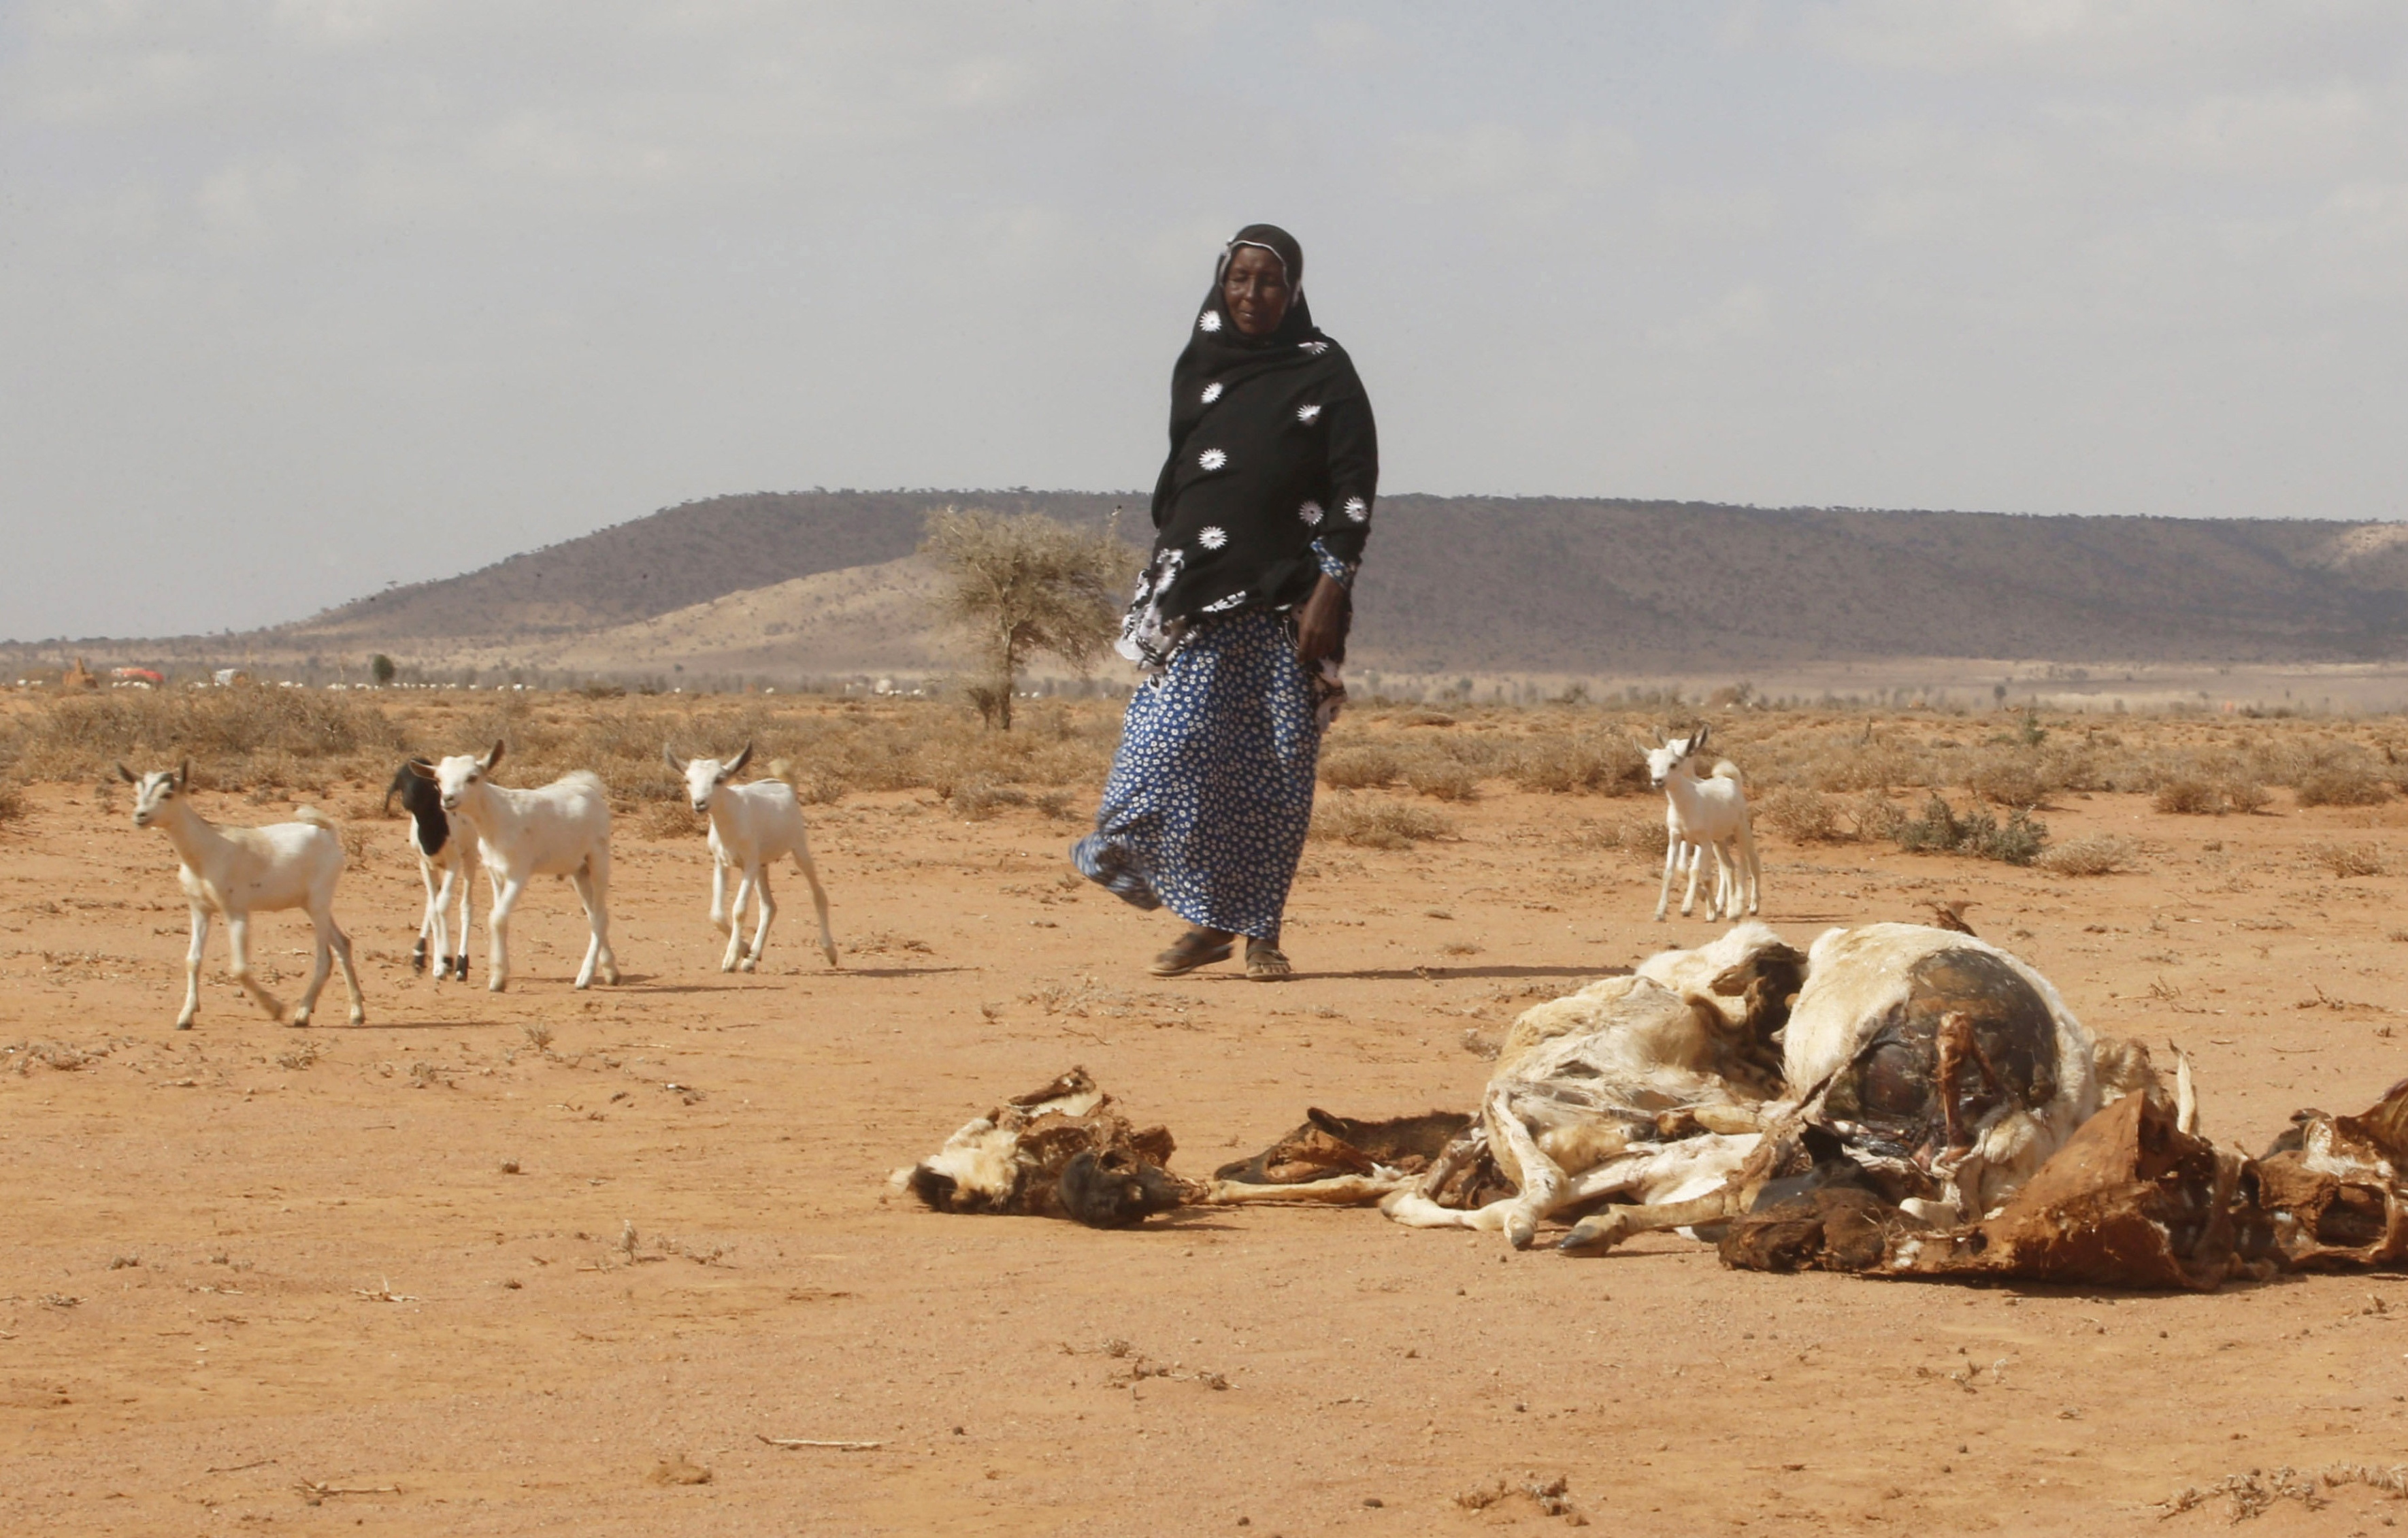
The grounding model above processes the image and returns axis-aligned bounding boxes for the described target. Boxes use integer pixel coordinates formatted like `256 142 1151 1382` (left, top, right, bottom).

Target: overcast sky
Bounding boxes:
5 1 2406 640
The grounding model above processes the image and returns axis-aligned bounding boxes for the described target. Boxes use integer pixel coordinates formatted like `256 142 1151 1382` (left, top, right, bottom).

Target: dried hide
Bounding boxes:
1204 1109 1474 1206
1745 1092 2244 1290
2254 1077 2408 1271
897 1068 1192 1228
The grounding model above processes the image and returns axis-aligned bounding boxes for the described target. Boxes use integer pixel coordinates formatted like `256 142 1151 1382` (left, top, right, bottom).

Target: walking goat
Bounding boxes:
665 743 839 971
1647 725 1760 921
385 759 476 981
411 742 618 992
120 762 365 1028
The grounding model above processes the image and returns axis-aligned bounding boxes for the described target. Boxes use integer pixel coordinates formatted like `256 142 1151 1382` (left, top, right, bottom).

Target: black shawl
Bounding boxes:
1130 224 1378 653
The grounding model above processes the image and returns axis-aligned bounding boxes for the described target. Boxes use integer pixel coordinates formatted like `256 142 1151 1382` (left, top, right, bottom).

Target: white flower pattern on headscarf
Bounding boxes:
1299 339 1328 356
1198 448 1227 471
1343 496 1369 523
1198 526 1228 550
1296 403 1321 423
1298 501 1323 526
1201 382 1223 404
1199 590 1247 613
1198 311 1221 333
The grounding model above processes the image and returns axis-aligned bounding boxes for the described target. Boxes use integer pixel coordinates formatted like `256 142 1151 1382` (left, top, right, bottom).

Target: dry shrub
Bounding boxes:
1506 734 1646 796
2309 840 2386 878
2152 778 2221 815
1966 751 2049 808
640 799 701 840
16 683 406 783
949 776 1029 820
1895 792 2047 866
1319 745 1401 790
2039 833 2138 877
1759 785 1849 843
1574 815 1672 864
1401 757 1481 802
2294 769 2390 808
0 781 24 827
2154 776 2271 816
1311 796 1455 849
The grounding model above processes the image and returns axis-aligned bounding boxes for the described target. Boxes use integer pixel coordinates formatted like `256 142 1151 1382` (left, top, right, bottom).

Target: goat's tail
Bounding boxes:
767 757 798 789
1708 758 1744 787
293 806 337 831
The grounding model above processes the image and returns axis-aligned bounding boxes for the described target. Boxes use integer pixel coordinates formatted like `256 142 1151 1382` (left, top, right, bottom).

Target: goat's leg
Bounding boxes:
1711 838 1740 920
579 846 619 986
1739 820 1762 915
719 866 753 972
224 913 289 1022
1488 1087 1570 1250
741 867 775 972
486 874 523 993
178 906 209 1029
791 839 839 968
708 858 731 937
1559 1185 1743 1255
1680 835 1706 917
331 919 365 1025
1653 836 1681 921
450 852 474 981
292 909 335 1028
413 857 438 974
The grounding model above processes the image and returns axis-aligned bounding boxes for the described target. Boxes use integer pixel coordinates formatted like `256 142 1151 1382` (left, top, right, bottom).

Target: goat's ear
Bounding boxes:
727 742 753 776
116 762 138 784
406 758 438 780
481 740 505 770
1653 727 1667 746
662 743 686 774
177 758 190 788
1693 724 1710 750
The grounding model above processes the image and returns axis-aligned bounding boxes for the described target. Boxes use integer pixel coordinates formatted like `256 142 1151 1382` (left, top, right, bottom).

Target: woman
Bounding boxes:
1072 223 1378 979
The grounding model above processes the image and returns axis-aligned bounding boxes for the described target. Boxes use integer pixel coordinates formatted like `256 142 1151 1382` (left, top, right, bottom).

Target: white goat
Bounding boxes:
1647 725 1760 921
385 758 477 981
120 762 365 1029
412 742 618 992
666 742 838 971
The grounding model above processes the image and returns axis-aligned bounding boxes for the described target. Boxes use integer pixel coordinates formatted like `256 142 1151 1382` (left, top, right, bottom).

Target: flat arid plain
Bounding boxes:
5 691 2407 1535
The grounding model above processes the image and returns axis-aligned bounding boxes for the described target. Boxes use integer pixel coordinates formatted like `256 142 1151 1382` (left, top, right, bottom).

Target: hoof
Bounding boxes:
175 1020 195 1031
489 979 508 994
1559 1212 1632 1256
574 977 591 990
822 947 840 968
738 958 757 974
1504 1214 1537 1251
348 1008 365 1026
599 966 621 985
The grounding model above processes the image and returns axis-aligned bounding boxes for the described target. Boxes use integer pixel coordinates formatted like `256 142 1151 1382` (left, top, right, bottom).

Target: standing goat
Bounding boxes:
666 743 839 971
120 762 365 1028
1647 725 1760 921
411 742 618 992
385 759 477 981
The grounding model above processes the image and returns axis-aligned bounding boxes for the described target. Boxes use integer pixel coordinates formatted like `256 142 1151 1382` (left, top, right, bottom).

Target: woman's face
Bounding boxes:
1222 245 1291 337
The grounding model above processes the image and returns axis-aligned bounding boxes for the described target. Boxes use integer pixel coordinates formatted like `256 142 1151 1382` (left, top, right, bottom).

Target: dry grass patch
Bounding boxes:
2039 833 2139 877
2309 840 2387 878
1759 785 1850 843
2294 769 2390 807
0 781 24 827
1319 745 1401 791
1311 796 1456 849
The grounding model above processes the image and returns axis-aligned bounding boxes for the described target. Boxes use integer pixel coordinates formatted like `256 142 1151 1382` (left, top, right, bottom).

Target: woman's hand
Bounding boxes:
1295 574 1348 665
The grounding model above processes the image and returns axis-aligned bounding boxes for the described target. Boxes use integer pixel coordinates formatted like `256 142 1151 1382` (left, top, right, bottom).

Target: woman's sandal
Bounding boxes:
1244 939 1293 981
1150 928 1234 978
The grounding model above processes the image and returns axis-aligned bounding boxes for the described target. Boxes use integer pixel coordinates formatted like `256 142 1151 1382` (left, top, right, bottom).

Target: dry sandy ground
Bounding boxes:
5 774 2407 1537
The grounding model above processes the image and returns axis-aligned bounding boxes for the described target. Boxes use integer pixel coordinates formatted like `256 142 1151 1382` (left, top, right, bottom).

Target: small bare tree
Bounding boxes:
920 506 1132 730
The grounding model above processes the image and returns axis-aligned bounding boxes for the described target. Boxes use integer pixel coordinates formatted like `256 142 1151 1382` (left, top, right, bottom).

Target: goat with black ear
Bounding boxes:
667 741 839 971
386 759 476 981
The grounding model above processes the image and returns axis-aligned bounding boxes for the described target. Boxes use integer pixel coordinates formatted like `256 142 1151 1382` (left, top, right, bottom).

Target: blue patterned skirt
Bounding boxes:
1072 608 1321 939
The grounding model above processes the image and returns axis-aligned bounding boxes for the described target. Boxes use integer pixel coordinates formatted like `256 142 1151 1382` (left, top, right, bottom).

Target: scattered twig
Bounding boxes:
756 1435 884 1452
295 1480 401 1505
352 1280 416 1303
207 1459 276 1473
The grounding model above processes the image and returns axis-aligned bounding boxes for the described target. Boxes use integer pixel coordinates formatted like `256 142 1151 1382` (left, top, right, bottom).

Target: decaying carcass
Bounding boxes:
1372 922 1806 1247
1206 1108 1476 1207
1551 922 2111 1254
895 1068 1193 1228
2252 1077 2408 1270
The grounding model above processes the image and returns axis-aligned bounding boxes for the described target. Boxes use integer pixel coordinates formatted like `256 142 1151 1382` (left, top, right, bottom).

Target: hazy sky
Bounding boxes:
5 1 2407 640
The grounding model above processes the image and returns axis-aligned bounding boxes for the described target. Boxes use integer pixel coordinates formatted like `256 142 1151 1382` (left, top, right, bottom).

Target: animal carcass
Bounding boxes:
897 1068 1191 1229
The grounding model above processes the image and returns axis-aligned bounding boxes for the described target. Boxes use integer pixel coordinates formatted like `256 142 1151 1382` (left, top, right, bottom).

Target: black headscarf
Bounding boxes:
1125 223 1377 657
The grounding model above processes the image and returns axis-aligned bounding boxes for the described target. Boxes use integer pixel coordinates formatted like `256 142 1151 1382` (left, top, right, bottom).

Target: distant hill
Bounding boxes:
27 490 2408 678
